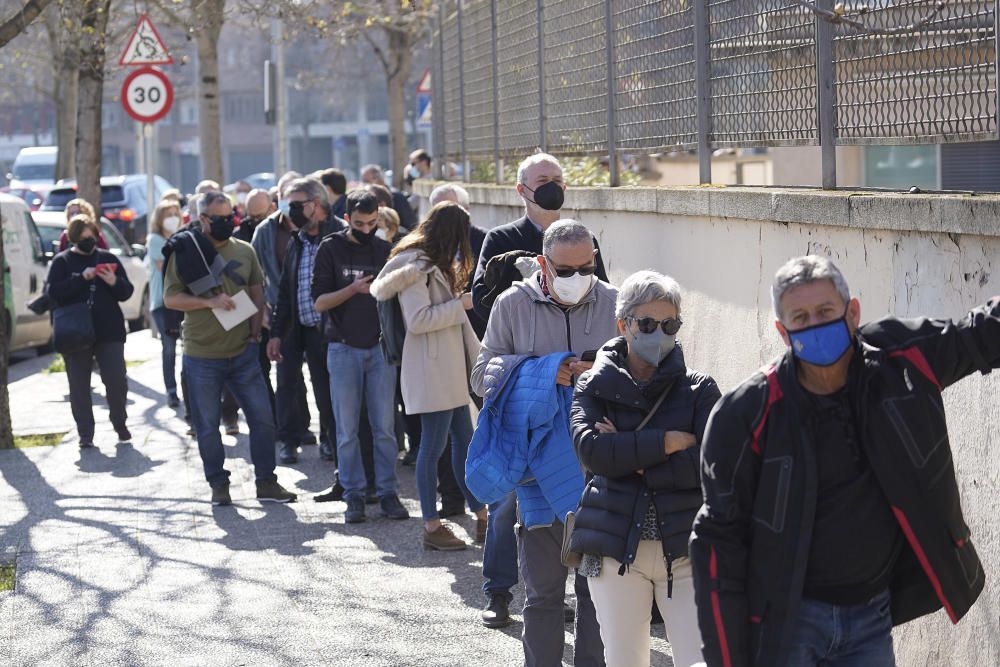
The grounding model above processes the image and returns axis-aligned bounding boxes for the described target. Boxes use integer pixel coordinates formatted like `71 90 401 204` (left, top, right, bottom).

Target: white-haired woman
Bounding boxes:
570 270 722 667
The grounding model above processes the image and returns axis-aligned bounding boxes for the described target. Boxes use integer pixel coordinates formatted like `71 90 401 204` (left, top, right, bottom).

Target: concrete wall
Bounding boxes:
416 181 1000 666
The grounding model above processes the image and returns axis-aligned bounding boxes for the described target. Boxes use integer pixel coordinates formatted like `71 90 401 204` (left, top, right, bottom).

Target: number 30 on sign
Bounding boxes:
121 66 173 123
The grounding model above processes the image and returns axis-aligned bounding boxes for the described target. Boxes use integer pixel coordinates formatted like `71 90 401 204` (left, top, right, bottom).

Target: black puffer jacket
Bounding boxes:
570 337 721 569
691 301 1000 667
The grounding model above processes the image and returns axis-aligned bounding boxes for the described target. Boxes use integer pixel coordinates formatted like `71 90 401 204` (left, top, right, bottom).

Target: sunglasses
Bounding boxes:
628 316 683 335
288 201 309 211
205 214 234 225
545 256 597 278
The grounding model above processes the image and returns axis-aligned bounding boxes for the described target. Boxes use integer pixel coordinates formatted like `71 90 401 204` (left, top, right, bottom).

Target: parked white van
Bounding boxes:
1 192 51 353
7 146 57 194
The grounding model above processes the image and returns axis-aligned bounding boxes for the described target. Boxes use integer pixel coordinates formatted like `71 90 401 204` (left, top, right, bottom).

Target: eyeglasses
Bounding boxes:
545 256 597 278
205 214 234 225
288 201 308 212
627 316 683 335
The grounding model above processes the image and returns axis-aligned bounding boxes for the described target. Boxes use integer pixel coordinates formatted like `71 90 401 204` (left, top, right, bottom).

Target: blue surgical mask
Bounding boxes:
630 328 676 366
278 198 290 217
787 313 853 366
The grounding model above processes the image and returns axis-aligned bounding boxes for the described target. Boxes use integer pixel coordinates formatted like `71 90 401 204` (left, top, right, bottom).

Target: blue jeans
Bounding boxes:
787 590 895 666
184 343 277 487
483 491 519 600
326 342 398 500
416 406 483 521
150 307 178 395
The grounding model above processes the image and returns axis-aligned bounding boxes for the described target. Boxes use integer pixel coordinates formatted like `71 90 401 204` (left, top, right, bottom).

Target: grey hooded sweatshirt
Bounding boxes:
471 271 618 397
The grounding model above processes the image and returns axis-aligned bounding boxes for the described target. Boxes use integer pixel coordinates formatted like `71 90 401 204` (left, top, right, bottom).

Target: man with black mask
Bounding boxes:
164 191 297 506
470 152 610 630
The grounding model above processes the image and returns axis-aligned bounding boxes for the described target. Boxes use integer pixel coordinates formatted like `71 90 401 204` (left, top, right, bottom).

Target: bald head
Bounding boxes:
245 189 273 218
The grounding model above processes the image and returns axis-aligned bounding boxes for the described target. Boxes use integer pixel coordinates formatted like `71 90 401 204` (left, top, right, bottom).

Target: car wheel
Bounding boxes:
129 287 150 333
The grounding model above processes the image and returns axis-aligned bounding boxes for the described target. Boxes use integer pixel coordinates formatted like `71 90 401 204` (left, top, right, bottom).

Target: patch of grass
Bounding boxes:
0 564 14 592
13 432 68 448
44 354 65 374
125 359 147 368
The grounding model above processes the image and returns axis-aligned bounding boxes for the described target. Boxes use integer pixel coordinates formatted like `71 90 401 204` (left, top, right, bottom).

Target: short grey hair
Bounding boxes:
615 270 682 320
361 164 383 181
199 190 230 213
187 193 203 219
517 152 561 185
542 219 593 257
277 170 302 198
771 255 851 319
429 183 470 208
286 177 329 210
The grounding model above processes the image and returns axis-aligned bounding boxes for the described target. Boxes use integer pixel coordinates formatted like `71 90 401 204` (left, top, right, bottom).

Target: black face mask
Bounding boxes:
352 226 378 245
206 214 235 241
524 181 565 211
288 202 313 230
76 237 97 254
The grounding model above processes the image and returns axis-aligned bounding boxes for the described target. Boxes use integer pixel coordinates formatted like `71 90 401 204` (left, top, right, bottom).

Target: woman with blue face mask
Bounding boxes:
568 270 722 667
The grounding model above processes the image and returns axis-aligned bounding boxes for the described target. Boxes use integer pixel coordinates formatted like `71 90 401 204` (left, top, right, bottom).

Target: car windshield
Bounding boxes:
36 224 63 254
44 185 126 210
13 164 54 181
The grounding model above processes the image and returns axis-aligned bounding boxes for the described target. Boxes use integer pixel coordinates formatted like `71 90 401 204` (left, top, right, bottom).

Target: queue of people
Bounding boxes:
40 149 994 667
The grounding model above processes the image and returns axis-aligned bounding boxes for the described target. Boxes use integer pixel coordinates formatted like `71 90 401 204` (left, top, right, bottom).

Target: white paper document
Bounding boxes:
212 290 258 331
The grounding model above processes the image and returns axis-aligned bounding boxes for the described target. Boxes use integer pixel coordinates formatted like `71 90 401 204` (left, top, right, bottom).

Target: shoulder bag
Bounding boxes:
52 283 96 354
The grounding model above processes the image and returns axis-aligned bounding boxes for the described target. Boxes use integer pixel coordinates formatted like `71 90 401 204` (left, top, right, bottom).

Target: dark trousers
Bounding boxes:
63 341 128 441
275 324 335 448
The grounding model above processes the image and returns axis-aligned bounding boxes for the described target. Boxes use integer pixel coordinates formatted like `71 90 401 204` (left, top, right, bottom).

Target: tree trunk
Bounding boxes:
385 29 413 191
49 1 79 182
74 0 111 216
195 0 225 185
0 219 12 449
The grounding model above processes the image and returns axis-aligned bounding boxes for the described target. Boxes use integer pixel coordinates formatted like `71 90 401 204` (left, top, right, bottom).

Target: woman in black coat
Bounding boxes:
570 270 721 667
46 215 134 448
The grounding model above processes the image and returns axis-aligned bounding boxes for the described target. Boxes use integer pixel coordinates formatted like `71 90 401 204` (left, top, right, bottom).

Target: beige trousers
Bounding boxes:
587 540 703 667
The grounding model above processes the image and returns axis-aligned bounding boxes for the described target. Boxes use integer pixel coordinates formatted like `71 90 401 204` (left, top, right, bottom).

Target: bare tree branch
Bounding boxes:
0 0 54 49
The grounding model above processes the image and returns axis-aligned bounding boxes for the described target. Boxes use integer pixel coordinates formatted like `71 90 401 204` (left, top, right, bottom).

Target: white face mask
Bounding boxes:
163 216 180 234
551 271 595 305
235 192 247 205
375 228 389 241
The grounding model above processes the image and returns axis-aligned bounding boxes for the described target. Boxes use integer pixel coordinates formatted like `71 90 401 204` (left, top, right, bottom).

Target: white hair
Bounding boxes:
517 152 562 185
429 183 470 209
541 219 593 256
616 270 682 319
771 255 851 319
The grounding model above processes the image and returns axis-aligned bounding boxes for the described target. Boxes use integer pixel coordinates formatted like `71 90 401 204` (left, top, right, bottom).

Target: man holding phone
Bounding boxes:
312 190 405 524
471 219 618 667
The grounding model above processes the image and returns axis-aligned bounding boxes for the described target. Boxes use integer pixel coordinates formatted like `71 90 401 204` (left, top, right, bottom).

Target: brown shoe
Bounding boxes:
423 524 467 551
476 517 487 543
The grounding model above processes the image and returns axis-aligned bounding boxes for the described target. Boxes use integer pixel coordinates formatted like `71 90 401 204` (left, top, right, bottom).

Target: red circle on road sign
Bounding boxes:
121 67 173 123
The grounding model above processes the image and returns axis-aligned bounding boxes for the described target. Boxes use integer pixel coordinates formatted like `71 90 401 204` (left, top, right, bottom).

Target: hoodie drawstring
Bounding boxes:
584 298 594 336
528 304 537 354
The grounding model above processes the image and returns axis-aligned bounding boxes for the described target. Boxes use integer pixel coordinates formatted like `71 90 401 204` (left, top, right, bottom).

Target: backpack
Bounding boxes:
376 274 430 366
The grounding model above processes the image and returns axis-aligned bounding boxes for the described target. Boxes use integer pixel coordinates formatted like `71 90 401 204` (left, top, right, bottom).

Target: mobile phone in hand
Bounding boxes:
581 349 598 363
94 263 115 274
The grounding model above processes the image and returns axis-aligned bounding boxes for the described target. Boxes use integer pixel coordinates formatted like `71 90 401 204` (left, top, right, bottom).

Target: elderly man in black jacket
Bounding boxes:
266 177 344 464
691 255 995 667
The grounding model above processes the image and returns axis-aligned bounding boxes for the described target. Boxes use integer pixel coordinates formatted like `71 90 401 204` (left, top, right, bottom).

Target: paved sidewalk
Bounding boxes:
1 332 677 666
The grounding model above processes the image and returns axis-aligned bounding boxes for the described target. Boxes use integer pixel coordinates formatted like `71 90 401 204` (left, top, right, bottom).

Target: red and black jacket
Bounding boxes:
690 299 1000 667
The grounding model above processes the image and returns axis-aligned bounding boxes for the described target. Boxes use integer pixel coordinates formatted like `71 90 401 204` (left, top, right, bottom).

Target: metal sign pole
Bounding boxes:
145 124 155 224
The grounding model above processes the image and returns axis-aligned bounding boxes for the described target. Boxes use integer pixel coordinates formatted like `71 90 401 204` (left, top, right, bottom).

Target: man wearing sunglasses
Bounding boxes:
691 255 996 667
164 191 297 506
471 219 618 667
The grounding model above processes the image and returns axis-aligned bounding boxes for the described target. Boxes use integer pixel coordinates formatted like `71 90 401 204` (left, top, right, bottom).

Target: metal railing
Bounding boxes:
431 0 997 188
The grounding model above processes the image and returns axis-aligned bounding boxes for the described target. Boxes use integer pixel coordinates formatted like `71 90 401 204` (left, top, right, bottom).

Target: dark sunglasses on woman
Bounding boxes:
628 316 683 335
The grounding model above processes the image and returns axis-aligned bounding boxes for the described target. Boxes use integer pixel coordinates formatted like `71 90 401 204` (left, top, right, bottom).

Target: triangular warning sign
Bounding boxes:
416 69 431 94
119 15 173 67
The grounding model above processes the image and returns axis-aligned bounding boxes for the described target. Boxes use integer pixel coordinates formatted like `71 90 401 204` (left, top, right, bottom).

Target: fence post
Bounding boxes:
536 0 547 152
605 0 619 186
693 0 712 184
491 0 502 185
434 4 447 179
815 0 837 189
457 1 469 182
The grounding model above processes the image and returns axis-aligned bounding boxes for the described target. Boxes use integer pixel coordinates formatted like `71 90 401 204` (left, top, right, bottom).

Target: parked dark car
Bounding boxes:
41 174 174 243
0 187 45 211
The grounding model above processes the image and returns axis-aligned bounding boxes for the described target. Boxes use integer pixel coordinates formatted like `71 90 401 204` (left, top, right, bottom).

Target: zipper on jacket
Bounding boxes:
564 310 573 353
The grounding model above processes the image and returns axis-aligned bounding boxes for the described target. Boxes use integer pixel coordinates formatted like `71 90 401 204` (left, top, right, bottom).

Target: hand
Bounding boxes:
96 264 116 286
82 267 97 281
266 337 283 362
594 417 617 434
569 360 594 376
207 293 236 311
556 357 577 387
352 274 373 295
461 292 473 310
664 431 697 455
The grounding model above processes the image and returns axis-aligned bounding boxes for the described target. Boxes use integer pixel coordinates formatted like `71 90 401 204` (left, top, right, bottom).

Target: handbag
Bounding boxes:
561 382 674 569
52 284 96 354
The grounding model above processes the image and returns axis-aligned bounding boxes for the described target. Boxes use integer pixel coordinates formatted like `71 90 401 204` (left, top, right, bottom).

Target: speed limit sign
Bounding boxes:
121 66 173 123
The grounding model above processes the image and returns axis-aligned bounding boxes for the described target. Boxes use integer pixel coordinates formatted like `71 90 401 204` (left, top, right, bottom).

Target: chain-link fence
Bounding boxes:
431 0 997 188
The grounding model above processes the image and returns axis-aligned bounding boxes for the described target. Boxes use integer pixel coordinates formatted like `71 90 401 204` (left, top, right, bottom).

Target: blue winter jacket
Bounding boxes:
465 351 586 527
